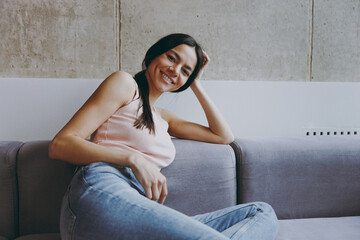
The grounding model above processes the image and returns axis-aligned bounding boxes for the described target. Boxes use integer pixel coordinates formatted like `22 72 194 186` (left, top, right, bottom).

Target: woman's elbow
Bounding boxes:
216 133 234 145
222 135 235 144
48 136 64 160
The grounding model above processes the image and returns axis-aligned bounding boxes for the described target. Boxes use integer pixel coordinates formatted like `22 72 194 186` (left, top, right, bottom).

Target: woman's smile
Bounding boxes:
160 71 175 85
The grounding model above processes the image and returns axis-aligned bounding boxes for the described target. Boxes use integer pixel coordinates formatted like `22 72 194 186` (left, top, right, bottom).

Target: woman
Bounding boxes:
49 33 278 240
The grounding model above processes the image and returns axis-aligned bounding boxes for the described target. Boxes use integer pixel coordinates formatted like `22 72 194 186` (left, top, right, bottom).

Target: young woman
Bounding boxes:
49 33 278 240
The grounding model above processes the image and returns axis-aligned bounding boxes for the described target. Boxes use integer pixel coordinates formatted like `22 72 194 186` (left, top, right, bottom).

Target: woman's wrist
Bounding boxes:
190 79 202 91
126 152 138 169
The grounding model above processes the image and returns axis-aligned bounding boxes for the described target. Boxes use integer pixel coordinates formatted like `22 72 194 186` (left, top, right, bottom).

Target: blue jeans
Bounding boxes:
60 162 278 240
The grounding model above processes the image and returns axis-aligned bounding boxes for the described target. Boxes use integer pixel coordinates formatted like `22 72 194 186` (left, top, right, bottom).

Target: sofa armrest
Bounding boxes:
161 138 237 216
17 141 76 236
232 136 360 219
0 141 23 239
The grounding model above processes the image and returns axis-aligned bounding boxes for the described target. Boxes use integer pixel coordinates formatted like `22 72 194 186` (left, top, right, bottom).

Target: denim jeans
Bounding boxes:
60 162 278 240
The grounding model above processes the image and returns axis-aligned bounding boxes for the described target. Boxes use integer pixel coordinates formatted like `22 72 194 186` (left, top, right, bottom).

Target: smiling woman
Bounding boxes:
146 44 197 93
48 33 278 240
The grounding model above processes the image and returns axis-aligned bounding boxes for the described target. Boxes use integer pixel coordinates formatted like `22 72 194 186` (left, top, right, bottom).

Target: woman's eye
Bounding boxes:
167 55 175 62
182 69 190 76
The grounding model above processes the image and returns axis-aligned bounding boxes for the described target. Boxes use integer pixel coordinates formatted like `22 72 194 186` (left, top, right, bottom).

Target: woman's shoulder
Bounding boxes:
107 71 136 88
97 71 137 107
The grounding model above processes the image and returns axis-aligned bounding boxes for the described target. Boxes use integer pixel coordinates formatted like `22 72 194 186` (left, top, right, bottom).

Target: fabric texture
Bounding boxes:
0 141 23 239
92 83 175 169
16 141 76 236
15 233 60 240
233 136 360 219
276 216 360 240
162 138 237 216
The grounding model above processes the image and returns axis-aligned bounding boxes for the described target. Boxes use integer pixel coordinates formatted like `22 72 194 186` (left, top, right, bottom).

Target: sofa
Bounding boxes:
0 136 359 240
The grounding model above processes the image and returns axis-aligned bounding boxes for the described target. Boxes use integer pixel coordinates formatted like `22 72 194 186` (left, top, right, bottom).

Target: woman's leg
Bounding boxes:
60 162 230 240
192 202 279 240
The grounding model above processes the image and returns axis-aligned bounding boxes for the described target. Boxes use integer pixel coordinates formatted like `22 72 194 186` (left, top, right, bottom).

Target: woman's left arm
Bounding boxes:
160 53 234 144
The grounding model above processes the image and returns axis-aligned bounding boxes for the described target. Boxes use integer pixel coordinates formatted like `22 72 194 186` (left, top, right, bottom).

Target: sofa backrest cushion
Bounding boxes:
162 138 237 216
16 141 76 236
233 136 360 220
0 141 23 239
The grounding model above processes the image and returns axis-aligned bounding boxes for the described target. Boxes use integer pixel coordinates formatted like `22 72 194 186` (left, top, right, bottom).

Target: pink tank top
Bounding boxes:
91 83 176 170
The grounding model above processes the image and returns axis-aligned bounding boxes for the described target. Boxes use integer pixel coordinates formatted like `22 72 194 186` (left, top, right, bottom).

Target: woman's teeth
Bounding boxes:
162 73 174 84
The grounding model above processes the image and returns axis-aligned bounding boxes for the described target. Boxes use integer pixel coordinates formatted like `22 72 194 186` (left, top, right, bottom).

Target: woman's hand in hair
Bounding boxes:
191 51 210 88
129 153 168 204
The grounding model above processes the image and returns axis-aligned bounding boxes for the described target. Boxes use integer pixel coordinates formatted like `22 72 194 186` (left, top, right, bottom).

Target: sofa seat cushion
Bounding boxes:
276 216 360 240
15 233 60 240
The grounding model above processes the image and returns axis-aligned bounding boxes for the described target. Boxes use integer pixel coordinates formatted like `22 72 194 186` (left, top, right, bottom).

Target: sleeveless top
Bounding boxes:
91 83 176 170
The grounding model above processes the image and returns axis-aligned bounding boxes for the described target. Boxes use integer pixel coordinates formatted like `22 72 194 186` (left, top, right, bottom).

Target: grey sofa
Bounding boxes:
0 137 359 240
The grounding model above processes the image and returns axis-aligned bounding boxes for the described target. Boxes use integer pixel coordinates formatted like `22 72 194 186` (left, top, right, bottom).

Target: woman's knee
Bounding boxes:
253 202 279 229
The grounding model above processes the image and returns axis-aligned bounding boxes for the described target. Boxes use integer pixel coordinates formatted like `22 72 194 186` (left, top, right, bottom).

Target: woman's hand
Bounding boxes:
191 51 210 89
129 153 168 204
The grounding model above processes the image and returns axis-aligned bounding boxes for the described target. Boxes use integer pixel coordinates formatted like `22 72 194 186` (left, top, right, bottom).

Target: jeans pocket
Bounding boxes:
60 191 77 240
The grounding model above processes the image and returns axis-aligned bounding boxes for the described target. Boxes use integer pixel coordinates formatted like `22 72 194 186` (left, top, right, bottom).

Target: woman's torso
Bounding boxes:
91 81 176 170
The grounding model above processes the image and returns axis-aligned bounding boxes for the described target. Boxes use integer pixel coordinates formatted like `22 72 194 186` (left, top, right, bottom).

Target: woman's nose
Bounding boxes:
169 65 179 76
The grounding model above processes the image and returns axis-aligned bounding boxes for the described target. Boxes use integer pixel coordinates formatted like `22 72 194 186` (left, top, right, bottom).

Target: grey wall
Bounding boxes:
1 0 359 82
121 0 310 81
0 0 119 78
312 0 360 82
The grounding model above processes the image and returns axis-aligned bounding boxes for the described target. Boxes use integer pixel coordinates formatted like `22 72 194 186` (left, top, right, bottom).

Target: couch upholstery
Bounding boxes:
232 136 360 240
1 136 359 240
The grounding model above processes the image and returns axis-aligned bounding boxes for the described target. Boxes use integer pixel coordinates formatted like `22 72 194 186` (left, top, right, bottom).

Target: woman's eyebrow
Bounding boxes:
169 50 193 72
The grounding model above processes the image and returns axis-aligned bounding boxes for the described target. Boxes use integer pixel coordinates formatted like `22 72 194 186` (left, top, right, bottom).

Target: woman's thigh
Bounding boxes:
60 162 229 240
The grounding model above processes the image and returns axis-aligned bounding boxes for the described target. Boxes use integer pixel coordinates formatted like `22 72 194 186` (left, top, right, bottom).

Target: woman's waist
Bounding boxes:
92 140 174 170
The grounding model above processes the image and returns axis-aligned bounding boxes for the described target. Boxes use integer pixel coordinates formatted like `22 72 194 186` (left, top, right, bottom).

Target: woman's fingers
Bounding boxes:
203 51 210 64
150 174 167 203
130 155 168 203
137 171 167 203
158 179 168 204
151 183 160 201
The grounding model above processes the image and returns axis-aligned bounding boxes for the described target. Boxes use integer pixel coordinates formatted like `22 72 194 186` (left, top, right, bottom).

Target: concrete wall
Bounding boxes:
312 0 360 82
121 0 309 81
0 0 119 78
1 0 359 82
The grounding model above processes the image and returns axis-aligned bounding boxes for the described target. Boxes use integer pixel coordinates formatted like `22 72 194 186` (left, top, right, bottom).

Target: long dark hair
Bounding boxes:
133 33 205 134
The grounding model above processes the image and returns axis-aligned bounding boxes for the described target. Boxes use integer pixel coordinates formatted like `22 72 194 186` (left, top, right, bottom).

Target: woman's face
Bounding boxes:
146 44 198 94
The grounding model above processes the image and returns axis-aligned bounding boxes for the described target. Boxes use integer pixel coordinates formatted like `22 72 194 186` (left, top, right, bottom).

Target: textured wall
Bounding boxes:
120 0 310 81
121 0 359 82
0 0 359 81
0 0 119 78
312 0 360 82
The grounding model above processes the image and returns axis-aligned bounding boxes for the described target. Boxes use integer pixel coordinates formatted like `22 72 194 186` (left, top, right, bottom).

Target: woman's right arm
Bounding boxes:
48 71 136 166
49 71 168 204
